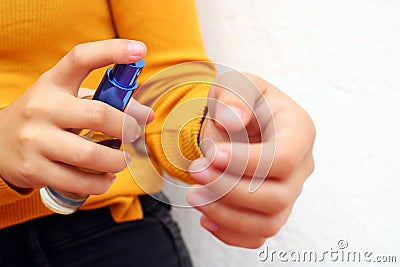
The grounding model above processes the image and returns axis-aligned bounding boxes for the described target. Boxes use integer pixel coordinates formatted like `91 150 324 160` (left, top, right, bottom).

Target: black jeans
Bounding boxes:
0 194 193 267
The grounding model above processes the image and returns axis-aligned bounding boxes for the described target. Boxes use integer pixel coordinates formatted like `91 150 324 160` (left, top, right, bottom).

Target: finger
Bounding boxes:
215 152 313 214
50 97 141 143
44 39 147 92
24 158 116 195
204 119 311 182
211 75 315 179
39 128 129 173
188 153 314 214
192 140 275 196
125 98 154 125
263 85 316 178
195 201 292 238
186 173 290 214
199 215 266 249
204 141 275 181
208 71 265 133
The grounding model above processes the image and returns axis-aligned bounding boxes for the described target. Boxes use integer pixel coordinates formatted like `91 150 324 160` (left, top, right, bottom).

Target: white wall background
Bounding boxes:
167 1 400 266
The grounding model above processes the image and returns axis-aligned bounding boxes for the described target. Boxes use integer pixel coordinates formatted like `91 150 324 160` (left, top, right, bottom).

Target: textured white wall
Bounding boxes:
167 1 400 266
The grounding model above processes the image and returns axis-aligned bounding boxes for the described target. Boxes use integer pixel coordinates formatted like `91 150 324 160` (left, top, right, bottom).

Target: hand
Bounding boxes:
186 72 315 248
0 39 154 195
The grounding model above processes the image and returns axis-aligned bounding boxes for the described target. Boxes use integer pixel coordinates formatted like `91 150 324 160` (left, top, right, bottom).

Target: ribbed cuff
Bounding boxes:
145 83 210 184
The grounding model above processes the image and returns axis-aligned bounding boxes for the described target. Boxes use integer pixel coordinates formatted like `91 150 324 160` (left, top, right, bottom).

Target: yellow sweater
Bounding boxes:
0 0 215 229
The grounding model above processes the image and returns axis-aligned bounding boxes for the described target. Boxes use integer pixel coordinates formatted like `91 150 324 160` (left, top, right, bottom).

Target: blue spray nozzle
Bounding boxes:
111 59 145 88
92 59 145 111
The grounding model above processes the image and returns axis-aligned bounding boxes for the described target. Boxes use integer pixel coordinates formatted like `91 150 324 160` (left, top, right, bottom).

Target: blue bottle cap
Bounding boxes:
111 59 145 88
92 59 145 111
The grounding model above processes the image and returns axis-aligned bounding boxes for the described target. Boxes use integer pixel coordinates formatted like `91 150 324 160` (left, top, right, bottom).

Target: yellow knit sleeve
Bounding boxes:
109 0 212 103
145 82 210 183
0 177 34 206
109 0 216 183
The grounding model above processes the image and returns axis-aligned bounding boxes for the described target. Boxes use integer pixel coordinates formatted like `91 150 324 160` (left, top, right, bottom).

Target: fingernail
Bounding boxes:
147 109 155 123
189 158 211 184
126 125 142 143
230 106 248 123
217 106 248 132
134 124 142 141
138 124 143 135
202 217 218 232
124 152 132 164
187 192 208 207
215 149 230 166
108 174 117 188
128 41 146 58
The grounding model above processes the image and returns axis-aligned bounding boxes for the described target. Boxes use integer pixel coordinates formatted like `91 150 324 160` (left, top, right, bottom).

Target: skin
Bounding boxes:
0 39 315 249
0 39 153 195
186 72 316 248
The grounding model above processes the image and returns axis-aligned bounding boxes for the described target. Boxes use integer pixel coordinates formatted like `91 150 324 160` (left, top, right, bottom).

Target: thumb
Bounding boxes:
43 39 147 94
210 98 251 133
208 71 258 133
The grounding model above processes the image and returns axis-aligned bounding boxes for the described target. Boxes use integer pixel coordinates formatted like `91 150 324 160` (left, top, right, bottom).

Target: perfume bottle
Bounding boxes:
40 59 145 214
